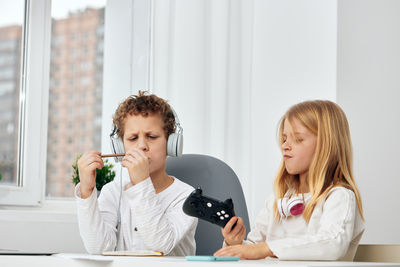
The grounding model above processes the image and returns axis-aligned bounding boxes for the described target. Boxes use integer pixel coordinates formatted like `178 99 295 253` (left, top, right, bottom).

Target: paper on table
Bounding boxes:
102 250 164 257
53 253 114 261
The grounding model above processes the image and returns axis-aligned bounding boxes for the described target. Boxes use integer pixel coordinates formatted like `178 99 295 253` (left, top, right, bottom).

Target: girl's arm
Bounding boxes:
244 194 274 245
214 195 275 259
268 187 364 260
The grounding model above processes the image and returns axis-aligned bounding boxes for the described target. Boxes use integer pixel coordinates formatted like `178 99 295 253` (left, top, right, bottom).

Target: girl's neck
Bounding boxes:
298 172 310 194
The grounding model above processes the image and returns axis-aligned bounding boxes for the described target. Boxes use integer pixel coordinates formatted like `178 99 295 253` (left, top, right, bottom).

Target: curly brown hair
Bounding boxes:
112 91 176 139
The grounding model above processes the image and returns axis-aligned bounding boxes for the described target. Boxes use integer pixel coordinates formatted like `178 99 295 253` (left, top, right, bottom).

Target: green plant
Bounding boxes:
0 172 2 181
72 154 116 191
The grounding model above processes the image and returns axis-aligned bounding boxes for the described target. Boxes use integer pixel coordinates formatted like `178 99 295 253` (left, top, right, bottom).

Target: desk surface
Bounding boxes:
0 254 399 267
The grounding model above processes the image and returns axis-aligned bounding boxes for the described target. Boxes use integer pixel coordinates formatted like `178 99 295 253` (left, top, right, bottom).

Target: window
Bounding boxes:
46 0 105 198
0 0 24 189
0 0 50 205
0 0 151 206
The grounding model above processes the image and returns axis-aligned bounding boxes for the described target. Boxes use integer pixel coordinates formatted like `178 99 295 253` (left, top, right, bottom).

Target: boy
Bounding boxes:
75 91 197 255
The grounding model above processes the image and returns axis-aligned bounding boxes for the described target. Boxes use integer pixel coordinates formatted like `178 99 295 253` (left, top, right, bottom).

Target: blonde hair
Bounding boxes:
273 100 364 222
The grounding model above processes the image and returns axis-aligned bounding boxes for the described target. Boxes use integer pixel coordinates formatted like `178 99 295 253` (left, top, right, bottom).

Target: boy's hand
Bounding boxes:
221 216 246 246
214 242 274 260
78 151 104 199
122 148 150 185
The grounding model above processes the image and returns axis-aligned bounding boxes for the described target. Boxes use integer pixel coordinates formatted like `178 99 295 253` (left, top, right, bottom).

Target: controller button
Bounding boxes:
217 212 221 216
224 214 229 218
221 210 225 214
220 216 224 220
207 202 212 208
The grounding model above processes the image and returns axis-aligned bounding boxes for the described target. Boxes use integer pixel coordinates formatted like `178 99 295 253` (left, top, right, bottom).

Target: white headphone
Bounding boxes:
110 106 183 162
277 196 305 217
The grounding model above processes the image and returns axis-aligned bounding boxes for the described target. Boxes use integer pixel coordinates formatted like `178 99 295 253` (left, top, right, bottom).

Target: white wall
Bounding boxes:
149 0 337 224
337 0 400 244
248 0 337 221
0 203 85 253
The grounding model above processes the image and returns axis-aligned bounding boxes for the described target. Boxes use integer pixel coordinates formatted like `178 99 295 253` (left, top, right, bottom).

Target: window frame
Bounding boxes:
0 0 51 206
0 0 153 207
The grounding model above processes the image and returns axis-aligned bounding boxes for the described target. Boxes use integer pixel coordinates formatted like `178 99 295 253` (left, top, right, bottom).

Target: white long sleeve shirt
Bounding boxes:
75 171 197 256
244 187 365 261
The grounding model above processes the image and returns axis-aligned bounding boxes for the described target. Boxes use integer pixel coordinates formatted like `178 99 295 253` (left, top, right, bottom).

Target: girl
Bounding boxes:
214 100 365 261
75 91 197 255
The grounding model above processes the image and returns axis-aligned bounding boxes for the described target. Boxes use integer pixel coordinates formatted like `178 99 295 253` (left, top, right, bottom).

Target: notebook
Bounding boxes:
0 248 54 255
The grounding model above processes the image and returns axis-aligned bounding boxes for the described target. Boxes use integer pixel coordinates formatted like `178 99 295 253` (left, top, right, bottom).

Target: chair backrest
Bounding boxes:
166 154 250 255
354 244 400 263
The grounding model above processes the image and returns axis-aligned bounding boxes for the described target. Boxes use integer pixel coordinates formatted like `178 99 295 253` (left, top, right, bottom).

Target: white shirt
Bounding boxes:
244 187 365 261
75 171 197 256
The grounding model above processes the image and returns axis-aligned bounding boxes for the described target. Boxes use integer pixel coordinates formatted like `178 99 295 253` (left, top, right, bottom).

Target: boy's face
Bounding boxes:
122 113 167 176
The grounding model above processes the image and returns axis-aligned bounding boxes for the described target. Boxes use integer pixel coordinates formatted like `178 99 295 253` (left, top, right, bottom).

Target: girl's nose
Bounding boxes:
282 140 291 151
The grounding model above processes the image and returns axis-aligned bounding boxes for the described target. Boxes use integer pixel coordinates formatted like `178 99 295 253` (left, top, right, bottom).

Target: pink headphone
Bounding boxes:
277 196 305 217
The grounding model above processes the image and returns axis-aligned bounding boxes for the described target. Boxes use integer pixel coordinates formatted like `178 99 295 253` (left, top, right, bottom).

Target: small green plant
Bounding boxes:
72 154 116 191
0 172 2 181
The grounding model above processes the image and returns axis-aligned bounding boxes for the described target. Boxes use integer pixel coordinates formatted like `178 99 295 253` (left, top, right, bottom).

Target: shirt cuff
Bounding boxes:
75 183 98 204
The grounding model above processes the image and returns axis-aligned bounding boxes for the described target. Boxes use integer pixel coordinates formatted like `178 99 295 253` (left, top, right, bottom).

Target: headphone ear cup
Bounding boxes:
287 197 305 216
110 136 125 162
167 133 183 157
277 198 289 217
277 196 305 217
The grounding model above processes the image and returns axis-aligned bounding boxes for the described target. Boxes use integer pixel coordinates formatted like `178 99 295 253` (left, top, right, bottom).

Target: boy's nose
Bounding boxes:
137 138 149 151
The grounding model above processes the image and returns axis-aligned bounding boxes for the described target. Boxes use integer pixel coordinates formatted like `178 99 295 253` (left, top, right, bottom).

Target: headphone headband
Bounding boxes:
110 104 183 160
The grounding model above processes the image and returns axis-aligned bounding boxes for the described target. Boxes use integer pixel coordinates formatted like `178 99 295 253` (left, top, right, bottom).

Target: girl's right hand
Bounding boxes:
221 216 246 246
77 151 104 199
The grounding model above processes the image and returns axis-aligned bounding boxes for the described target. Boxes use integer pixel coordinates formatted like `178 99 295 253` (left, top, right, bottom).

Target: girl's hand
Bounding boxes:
77 151 104 198
214 242 274 260
221 216 246 246
122 148 150 185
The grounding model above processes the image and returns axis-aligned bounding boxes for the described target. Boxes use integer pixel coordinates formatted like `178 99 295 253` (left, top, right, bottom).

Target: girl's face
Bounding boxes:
282 118 317 176
122 113 167 176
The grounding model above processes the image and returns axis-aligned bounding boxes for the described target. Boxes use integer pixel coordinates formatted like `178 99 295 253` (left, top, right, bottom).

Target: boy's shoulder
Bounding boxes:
170 176 195 194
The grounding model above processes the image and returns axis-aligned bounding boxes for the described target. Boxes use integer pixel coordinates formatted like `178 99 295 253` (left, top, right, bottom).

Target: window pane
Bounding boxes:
0 0 24 187
46 1 105 198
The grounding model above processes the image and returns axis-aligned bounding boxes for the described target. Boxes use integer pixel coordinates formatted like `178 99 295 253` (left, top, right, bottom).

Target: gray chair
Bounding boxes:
166 154 250 255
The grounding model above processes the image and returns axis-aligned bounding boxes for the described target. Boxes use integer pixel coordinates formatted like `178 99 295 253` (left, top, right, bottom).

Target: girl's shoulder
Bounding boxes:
323 186 356 207
326 186 355 198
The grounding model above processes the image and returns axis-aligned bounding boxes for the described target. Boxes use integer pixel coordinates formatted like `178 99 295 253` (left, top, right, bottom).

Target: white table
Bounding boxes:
0 254 399 267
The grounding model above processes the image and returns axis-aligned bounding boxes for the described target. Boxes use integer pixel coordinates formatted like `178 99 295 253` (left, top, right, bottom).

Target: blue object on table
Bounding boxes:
186 256 240 261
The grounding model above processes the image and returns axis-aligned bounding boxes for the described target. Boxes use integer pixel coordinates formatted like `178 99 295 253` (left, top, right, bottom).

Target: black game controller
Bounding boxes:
183 188 236 228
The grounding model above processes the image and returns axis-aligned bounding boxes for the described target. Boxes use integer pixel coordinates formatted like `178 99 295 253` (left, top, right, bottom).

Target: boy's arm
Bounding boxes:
76 183 118 254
